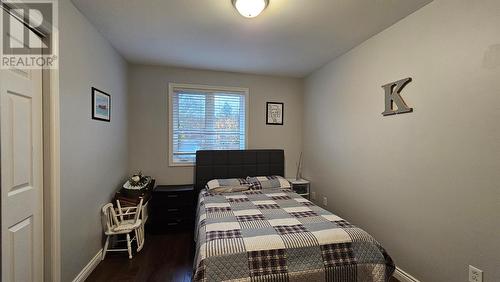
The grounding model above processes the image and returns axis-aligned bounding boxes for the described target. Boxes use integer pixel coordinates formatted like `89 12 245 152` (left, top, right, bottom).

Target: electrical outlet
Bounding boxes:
322 196 328 206
311 191 316 200
469 265 483 282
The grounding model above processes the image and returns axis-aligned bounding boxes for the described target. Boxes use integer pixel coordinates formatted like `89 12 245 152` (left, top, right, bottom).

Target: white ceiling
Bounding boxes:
72 0 432 77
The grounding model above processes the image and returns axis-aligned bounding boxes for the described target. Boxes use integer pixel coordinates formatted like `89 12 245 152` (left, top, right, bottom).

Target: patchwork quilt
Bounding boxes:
194 188 395 282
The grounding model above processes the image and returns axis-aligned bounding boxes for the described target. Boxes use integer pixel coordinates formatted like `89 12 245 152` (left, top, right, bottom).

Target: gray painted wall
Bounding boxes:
59 0 128 280
128 65 303 184
303 0 500 281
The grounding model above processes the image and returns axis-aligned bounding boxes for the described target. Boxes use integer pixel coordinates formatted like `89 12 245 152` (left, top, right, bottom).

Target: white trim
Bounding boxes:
169 83 249 93
393 267 420 282
167 83 250 167
46 66 61 282
45 23 61 282
72 249 102 282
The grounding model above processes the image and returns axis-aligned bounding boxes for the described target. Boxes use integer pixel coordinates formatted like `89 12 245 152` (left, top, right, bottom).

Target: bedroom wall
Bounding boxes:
302 0 500 281
128 65 303 184
59 0 128 280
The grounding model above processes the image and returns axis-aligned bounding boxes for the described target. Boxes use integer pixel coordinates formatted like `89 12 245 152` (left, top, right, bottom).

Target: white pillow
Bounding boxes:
246 176 291 190
206 178 251 193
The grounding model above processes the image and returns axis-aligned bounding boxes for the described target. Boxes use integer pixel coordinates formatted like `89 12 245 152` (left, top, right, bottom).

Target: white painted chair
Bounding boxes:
101 198 144 260
115 199 146 253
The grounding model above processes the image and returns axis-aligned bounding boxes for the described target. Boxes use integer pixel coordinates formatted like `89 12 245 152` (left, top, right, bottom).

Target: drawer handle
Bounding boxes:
167 222 179 226
167 208 179 212
167 195 179 198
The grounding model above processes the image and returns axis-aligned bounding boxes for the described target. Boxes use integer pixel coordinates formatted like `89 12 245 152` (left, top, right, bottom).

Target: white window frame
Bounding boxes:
168 83 249 167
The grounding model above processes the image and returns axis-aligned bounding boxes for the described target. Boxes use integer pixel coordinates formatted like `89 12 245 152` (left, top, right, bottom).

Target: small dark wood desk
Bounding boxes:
113 178 155 227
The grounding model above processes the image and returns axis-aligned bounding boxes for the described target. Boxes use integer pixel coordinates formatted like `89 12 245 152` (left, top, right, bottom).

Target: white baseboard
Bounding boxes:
72 249 102 282
393 266 420 282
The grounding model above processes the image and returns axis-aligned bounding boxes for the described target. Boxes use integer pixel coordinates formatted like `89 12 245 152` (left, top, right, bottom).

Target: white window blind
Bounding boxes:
169 84 248 165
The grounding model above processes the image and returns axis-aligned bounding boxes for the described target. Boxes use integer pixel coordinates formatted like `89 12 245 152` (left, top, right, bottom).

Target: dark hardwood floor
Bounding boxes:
87 231 400 282
87 231 194 282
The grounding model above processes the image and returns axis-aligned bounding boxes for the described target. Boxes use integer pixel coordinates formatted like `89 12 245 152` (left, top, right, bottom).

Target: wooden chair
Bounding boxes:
116 199 146 253
101 198 144 260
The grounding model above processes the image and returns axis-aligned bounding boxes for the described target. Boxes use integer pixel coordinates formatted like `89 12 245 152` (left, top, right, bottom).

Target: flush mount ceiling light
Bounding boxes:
232 0 269 18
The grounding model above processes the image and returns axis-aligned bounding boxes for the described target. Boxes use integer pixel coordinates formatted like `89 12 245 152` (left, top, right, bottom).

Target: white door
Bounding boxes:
1 22 44 282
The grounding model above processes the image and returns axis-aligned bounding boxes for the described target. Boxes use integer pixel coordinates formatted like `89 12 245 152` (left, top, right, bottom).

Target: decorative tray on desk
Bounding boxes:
123 176 151 190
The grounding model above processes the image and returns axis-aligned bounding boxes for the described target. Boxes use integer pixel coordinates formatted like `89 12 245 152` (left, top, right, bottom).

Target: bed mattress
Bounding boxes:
194 188 395 282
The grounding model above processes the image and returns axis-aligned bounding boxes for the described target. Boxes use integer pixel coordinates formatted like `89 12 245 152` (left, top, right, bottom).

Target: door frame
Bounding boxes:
42 24 61 282
0 2 61 281
43 57 61 282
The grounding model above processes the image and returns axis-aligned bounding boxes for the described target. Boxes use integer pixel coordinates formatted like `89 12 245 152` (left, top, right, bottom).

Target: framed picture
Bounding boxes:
266 102 284 125
91 87 111 122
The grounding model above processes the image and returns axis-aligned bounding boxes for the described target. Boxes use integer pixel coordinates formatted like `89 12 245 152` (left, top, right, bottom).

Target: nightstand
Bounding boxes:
287 178 310 199
149 184 195 233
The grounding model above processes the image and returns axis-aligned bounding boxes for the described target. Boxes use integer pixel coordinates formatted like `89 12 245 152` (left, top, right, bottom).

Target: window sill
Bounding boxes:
169 162 195 167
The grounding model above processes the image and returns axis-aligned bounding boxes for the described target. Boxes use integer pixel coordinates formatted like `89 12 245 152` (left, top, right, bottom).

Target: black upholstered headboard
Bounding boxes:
194 149 285 193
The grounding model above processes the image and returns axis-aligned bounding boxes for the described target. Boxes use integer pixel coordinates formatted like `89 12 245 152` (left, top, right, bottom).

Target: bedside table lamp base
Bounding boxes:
295 152 303 181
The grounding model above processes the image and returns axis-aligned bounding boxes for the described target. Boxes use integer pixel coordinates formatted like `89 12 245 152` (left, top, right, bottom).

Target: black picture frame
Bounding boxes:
266 102 284 125
91 87 111 122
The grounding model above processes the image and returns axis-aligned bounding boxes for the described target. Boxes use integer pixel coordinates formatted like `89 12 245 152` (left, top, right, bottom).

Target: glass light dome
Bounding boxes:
232 0 269 18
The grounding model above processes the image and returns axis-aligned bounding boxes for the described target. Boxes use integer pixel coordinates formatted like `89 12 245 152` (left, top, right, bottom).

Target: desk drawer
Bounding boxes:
153 192 194 207
149 217 194 232
165 217 193 227
155 208 194 220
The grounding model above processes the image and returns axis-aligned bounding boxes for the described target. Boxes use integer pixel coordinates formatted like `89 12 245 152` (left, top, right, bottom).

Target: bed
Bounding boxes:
193 150 395 282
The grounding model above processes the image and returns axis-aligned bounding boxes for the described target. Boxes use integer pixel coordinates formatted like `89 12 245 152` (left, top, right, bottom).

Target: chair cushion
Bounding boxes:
112 219 142 232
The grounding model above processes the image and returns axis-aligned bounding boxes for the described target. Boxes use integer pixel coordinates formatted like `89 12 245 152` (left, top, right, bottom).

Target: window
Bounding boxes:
169 83 248 166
